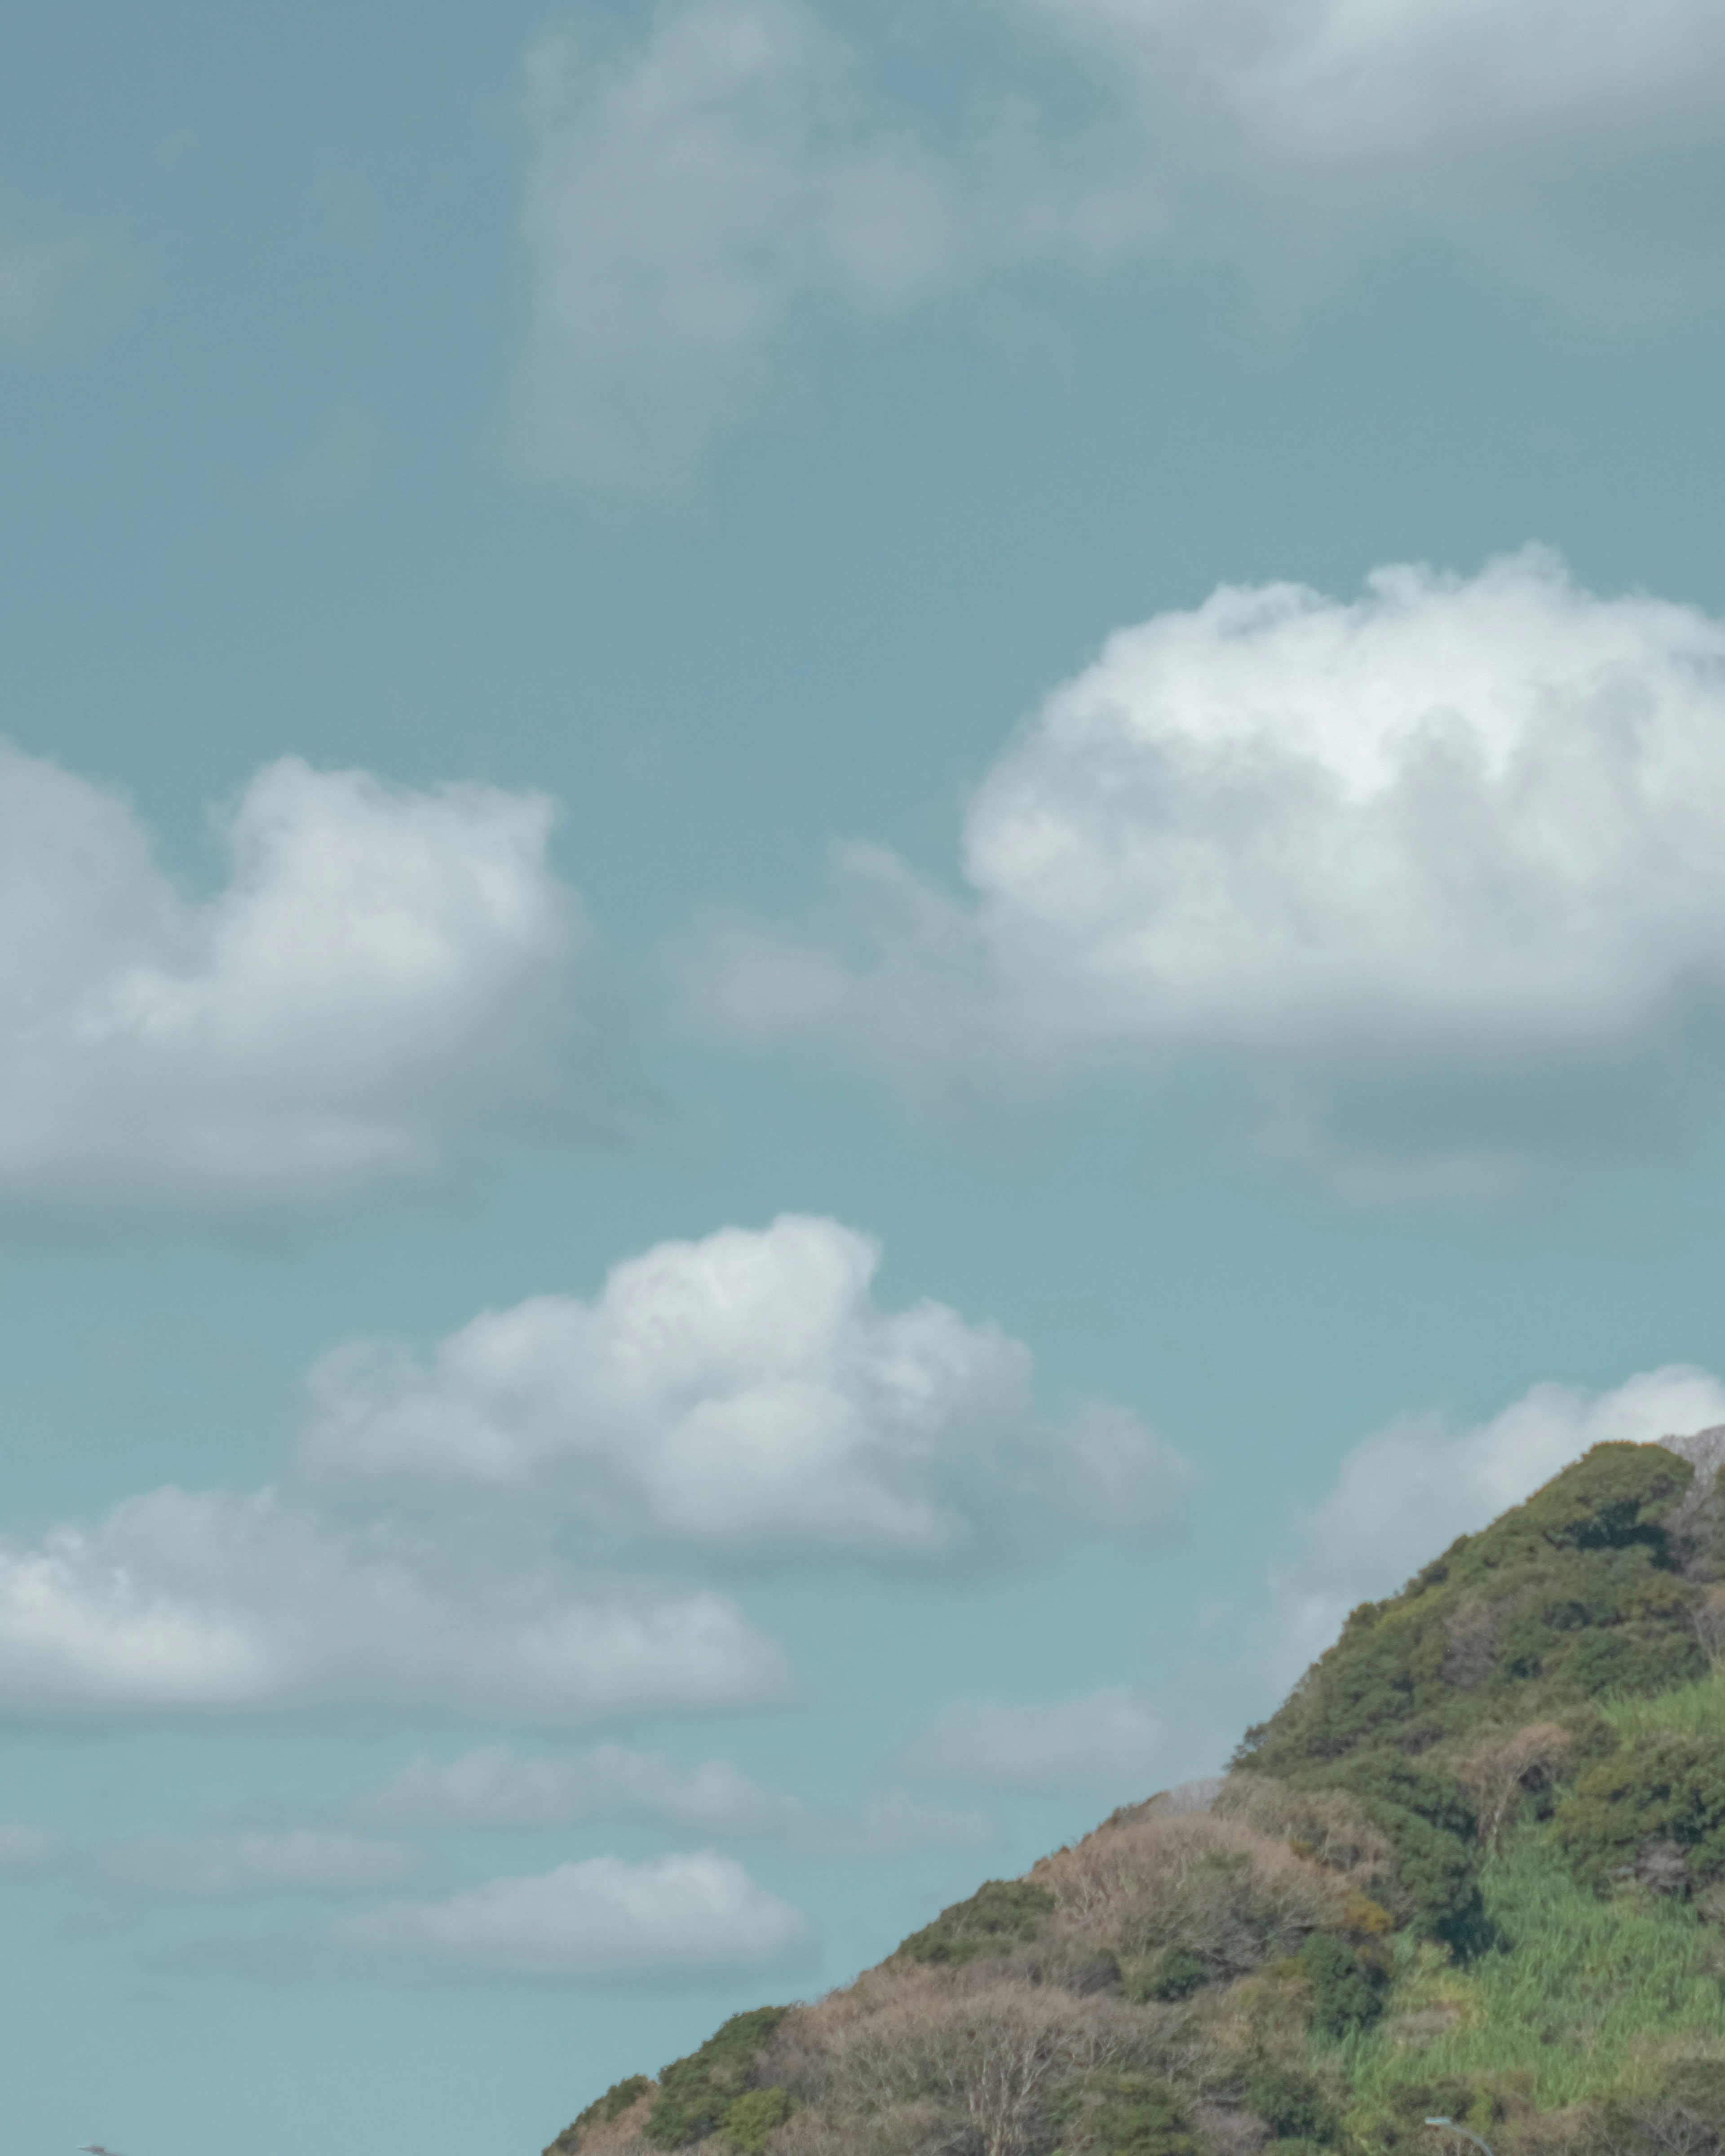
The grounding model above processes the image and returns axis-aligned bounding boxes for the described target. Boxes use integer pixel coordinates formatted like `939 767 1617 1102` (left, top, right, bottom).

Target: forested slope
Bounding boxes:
544 1437 1725 2156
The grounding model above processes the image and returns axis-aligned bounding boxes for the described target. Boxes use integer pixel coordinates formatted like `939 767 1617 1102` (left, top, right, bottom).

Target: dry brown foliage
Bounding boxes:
1024 1778 1394 1988
1455 1722 1574 1848
762 1968 1173 2156
548 2090 657 2156
1442 1593 1514 1689
1190 2104 1269 2156
769 2097 947 2156
1692 1584 1725 1668
1048 1810 1350 1971
1211 1776 1394 1882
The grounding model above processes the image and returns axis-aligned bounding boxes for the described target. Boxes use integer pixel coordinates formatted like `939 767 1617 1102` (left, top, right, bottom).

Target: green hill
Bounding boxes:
544 1438 1725 2156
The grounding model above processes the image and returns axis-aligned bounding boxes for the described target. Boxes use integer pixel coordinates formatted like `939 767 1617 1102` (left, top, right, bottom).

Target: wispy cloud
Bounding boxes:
279 402 383 514
496 1 1725 491
186 1851 817 1985
91 1827 424 1903
493 0 1151 496
0 196 149 358
352 1740 1000 1856
894 1687 1170 1802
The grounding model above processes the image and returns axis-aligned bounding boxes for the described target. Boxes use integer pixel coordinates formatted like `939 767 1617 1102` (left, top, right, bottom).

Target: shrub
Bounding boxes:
1517 1445 1690 1557
1296 1753 1488 1954
1137 1945 1213 2002
1085 2072 1206 2156
898 1880 1056 1966
1299 1933 1386 2039
1243 2064 1338 2145
781 1969 1172 2156
1600 2060 1725 2155
1242 1448 1702 1786
547 2077 654 2155
1552 1734 1725 1893
1455 1726 1574 1850
723 2088 795 2154
647 2010 789 2149
1043 1811 1351 1979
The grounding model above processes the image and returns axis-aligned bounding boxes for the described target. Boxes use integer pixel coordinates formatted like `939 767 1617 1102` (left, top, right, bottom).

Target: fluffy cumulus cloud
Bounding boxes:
0 1484 789 1726
0 1212 1179 1725
208 1851 816 1985
684 549 1725 1197
0 743 614 1223
894 1687 1169 1800
353 1741 999 1856
0 196 149 356
1272 1363 1725 1679
298 1213 1194 1562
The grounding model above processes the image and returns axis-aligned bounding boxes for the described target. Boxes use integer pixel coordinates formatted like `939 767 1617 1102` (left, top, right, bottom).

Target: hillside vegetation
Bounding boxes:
545 1437 1725 2156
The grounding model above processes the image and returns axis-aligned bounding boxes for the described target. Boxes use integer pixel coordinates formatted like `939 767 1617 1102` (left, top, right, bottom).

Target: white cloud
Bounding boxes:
894 1686 1169 1799
495 1 1155 495
0 1212 1172 1724
93 1828 422 1902
352 1741 999 1856
208 1851 816 1984
1272 1363 1725 1680
0 1823 63 1872
0 197 148 357
682 548 1725 1198
1030 0 1725 312
1044 0 1725 155
495 1 1725 491
496 1 960 495
279 402 383 514
0 743 615 1224
298 1213 1194 1563
0 1484 790 1726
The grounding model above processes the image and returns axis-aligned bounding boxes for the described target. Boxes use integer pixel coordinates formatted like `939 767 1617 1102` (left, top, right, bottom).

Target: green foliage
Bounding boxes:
546 2077 654 2156
1601 1665 1725 1748
1084 2073 1205 2156
1298 1751 1488 1953
896 1878 1055 1965
646 2009 789 2150
1300 1932 1386 2038
1242 1447 1700 1785
1136 1943 1212 2001
1518 1443 1691 1554
1342 1833 1725 2112
1243 2063 1339 2144
545 1445 1725 2156
721 2087 794 2154
1552 1732 1725 1892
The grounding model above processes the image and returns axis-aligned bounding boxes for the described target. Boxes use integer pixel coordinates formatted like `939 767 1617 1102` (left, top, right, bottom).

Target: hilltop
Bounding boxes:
545 1435 1725 2156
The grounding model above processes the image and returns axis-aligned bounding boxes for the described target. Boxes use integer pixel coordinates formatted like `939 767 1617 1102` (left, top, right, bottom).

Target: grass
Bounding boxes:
1598 1663 1725 1748
1339 1833 1725 2112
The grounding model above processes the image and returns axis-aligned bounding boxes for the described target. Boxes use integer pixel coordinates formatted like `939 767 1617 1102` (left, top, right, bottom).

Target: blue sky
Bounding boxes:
10 2 1725 2151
